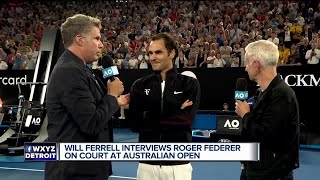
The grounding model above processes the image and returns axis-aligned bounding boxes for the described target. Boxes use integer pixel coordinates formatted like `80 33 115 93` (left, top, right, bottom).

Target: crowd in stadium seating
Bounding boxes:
0 0 320 71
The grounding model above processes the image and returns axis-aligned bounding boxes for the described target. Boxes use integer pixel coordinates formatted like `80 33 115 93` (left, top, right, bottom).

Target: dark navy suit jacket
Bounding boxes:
45 50 119 180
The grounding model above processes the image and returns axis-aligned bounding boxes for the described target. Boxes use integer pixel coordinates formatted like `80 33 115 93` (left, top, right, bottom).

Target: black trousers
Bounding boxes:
240 169 293 180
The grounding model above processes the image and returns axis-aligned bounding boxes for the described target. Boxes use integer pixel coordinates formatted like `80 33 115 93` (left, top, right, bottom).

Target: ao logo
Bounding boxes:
235 93 245 99
234 91 248 100
224 119 240 129
25 115 41 127
31 117 41 125
102 66 119 78
104 69 113 76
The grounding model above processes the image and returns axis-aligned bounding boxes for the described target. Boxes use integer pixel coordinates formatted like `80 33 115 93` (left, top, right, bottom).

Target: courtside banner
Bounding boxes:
57 143 259 161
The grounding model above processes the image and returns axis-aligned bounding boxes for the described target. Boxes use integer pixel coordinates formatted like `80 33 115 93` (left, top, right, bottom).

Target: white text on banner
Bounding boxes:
58 143 259 161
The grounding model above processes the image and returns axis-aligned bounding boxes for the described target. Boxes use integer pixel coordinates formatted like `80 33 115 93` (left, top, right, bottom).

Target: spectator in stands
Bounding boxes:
1 0 320 71
181 39 191 58
196 47 206 68
296 12 305 26
312 31 319 42
121 53 130 69
0 57 8 70
298 37 311 64
267 31 280 46
290 20 302 44
204 50 215 68
0 48 7 63
263 28 273 40
222 103 229 111
113 53 123 69
278 43 290 65
284 26 293 48
277 18 286 43
255 35 263 41
213 53 226 68
22 54 35 70
305 42 320 64
45 14 129 180
284 17 293 29
287 43 299 64
129 33 200 180
175 49 188 69
230 53 240 67
220 40 232 66
136 47 148 60
128 52 139 69
230 23 242 46
5 48 16 70
12 52 24 70
7 39 18 51
184 58 197 68
137 47 150 69
138 55 149 69
233 43 245 67
116 41 130 58
210 42 218 54
305 8 315 25
235 40 300 180
301 25 313 42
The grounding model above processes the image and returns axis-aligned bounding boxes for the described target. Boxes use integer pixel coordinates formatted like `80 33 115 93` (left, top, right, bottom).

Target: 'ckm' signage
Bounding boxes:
281 74 320 87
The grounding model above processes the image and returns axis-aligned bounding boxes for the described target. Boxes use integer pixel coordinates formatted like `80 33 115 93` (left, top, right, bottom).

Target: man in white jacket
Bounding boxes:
305 42 320 64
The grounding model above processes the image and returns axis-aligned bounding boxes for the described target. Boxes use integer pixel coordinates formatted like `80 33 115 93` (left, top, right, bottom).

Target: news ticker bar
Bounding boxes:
24 142 260 161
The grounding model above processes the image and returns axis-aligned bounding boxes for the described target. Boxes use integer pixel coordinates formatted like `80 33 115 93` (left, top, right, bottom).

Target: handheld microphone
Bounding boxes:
100 55 119 81
235 78 248 101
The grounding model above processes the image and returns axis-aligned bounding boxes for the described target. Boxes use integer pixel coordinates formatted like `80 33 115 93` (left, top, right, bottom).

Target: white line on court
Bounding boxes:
110 175 137 179
0 167 137 179
0 166 44 172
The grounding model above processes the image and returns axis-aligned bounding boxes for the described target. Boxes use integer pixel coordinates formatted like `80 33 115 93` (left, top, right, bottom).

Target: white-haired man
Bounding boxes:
235 40 300 180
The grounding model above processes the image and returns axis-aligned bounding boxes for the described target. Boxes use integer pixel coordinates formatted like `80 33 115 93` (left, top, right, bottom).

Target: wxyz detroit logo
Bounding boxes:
0 75 27 85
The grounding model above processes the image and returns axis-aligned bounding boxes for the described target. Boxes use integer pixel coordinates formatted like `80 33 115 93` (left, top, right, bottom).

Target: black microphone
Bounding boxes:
235 78 248 101
100 55 119 81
